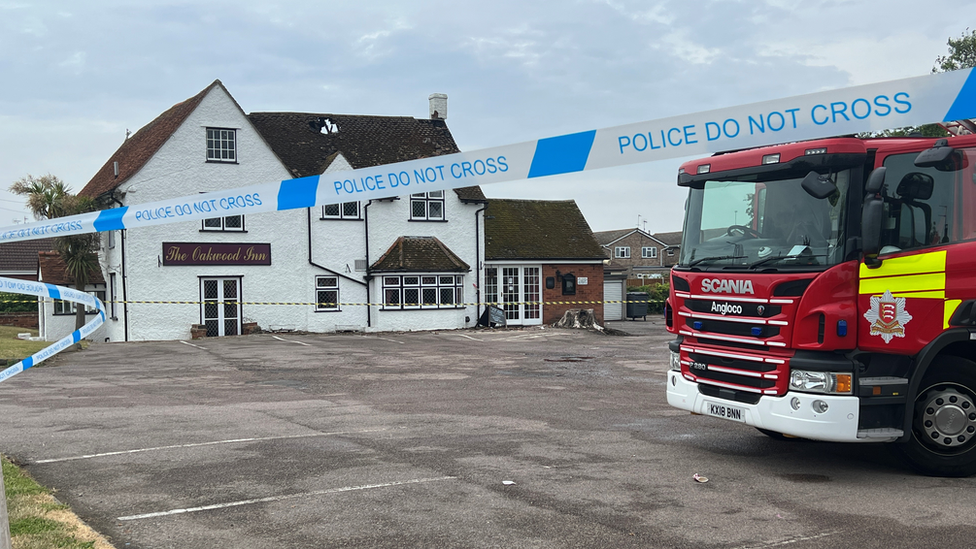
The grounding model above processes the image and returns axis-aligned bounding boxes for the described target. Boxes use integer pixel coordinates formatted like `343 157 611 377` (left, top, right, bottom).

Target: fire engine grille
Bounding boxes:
684 318 781 339
691 368 777 390
682 345 787 396
698 384 762 405
687 352 776 373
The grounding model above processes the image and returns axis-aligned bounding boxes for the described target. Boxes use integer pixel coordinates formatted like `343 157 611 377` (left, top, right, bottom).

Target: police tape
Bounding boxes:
0 276 106 385
0 68 973 244
0 299 665 307
0 69 974 381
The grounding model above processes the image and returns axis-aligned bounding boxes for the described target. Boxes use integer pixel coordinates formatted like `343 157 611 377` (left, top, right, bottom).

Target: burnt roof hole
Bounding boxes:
318 117 338 135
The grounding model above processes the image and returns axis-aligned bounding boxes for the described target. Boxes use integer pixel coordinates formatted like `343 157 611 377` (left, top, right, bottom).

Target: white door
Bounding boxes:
604 279 623 321
486 266 542 326
201 277 241 337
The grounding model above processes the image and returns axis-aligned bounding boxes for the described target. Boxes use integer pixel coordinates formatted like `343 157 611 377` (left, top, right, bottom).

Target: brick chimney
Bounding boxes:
429 93 448 120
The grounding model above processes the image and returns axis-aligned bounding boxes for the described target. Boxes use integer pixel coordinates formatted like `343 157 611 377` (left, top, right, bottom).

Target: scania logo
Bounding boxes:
711 302 743 315
700 278 755 295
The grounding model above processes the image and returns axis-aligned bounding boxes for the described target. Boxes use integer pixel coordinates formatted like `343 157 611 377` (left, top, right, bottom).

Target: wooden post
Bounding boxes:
0 457 12 549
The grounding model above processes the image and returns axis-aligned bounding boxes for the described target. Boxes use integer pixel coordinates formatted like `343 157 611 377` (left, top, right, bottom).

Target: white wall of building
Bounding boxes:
75 86 485 342
38 286 108 343
96 86 298 341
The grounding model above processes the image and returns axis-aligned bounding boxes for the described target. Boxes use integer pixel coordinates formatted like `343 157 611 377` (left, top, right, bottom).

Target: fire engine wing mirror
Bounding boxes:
896 172 934 201
862 197 884 268
915 138 955 168
865 167 886 195
800 171 837 199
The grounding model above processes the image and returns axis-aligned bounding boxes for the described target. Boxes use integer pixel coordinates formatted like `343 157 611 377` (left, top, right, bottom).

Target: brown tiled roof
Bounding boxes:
80 80 227 200
371 236 470 273
247 112 486 203
485 199 605 261
653 231 683 246
0 238 55 273
37 251 105 286
592 229 636 246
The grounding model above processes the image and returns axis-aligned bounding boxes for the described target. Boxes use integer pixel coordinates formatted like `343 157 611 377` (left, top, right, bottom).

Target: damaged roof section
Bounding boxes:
248 112 486 203
371 236 470 273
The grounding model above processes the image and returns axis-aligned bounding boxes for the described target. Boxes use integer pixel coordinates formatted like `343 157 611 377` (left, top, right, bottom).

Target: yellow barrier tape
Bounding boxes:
1 299 665 307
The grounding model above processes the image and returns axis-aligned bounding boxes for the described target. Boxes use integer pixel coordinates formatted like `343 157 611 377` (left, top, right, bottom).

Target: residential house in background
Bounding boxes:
484 199 606 326
0 238 56 330
594 228 681 284
62 80 486 342
0 238 54 281
36 251 107 341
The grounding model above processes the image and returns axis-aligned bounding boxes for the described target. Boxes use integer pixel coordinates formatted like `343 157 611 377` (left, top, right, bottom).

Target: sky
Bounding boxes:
0 0 971 234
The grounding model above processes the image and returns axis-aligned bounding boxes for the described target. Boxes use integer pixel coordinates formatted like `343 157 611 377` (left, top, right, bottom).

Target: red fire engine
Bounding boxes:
665 123 976 476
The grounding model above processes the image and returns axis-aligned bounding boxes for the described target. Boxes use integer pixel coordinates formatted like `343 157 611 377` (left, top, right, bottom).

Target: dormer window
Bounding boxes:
206 128 237 163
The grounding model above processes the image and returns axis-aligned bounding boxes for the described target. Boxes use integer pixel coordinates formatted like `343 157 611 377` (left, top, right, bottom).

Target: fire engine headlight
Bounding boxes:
669 350 681 371
789 370 852 395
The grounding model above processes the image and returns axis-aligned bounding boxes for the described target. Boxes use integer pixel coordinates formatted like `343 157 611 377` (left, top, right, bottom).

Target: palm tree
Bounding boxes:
9 175 100 341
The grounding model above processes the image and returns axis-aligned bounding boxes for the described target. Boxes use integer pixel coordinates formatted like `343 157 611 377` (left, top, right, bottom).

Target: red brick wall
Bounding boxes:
0 313 39 329
542 264 604 325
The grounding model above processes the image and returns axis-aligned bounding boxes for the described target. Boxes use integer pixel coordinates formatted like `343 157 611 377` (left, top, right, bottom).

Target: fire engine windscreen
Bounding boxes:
679 170 851 269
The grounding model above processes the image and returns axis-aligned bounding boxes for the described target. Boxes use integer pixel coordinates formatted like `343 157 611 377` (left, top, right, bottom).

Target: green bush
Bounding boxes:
0 291 37 313
626 282 670 314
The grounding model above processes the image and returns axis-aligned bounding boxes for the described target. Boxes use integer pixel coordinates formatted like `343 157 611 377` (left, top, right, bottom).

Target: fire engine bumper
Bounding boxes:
666 371 863 442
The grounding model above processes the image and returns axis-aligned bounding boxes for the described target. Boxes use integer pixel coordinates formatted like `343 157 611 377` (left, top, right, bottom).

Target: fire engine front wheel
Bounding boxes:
898 356 976 477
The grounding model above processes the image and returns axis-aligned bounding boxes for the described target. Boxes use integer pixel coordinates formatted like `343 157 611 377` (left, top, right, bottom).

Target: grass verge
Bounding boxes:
0 327 48 368
2 456 115 549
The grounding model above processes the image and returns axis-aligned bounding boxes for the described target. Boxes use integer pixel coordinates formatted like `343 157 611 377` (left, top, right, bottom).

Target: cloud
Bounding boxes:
0 0 971 232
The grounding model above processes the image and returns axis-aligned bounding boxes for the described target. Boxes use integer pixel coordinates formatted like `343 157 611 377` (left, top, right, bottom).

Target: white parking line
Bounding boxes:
371 337 404 345
733 532 840 549
457 334 481 341
117 476 456 521
271 335 311 346
179 340 206 349
33 428 387 464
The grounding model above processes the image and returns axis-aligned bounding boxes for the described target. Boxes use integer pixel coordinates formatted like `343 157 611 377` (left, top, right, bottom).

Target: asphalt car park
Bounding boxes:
1 320 975 548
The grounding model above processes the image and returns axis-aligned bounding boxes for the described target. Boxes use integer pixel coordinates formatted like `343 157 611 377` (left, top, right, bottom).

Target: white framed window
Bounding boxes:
315 276 339 311
667 248 675 256
642 246 657 259
614 246 631 259
202 215 244 232
322 202 361 220
410 191 445 221
382 274 463 309
206 128 237 162
107 230 116 250
54 290 105 316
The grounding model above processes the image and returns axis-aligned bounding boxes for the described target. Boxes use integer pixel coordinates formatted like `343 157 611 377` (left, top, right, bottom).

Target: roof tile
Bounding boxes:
371 236 470 272
80 80 224 200
0 238 56 273
485 199 604 261
37 251 105 286
248 112 486 203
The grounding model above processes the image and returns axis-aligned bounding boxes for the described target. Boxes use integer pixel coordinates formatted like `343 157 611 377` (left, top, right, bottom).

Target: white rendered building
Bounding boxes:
59 81 486 342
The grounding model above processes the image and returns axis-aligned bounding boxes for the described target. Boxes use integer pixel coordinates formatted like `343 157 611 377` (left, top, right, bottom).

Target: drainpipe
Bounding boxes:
306 207 368 330
474 203 488 323
109 190 129 342
364 200 373 329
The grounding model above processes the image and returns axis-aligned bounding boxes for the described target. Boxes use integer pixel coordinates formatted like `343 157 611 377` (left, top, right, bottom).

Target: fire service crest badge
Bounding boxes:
863 290 913 344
